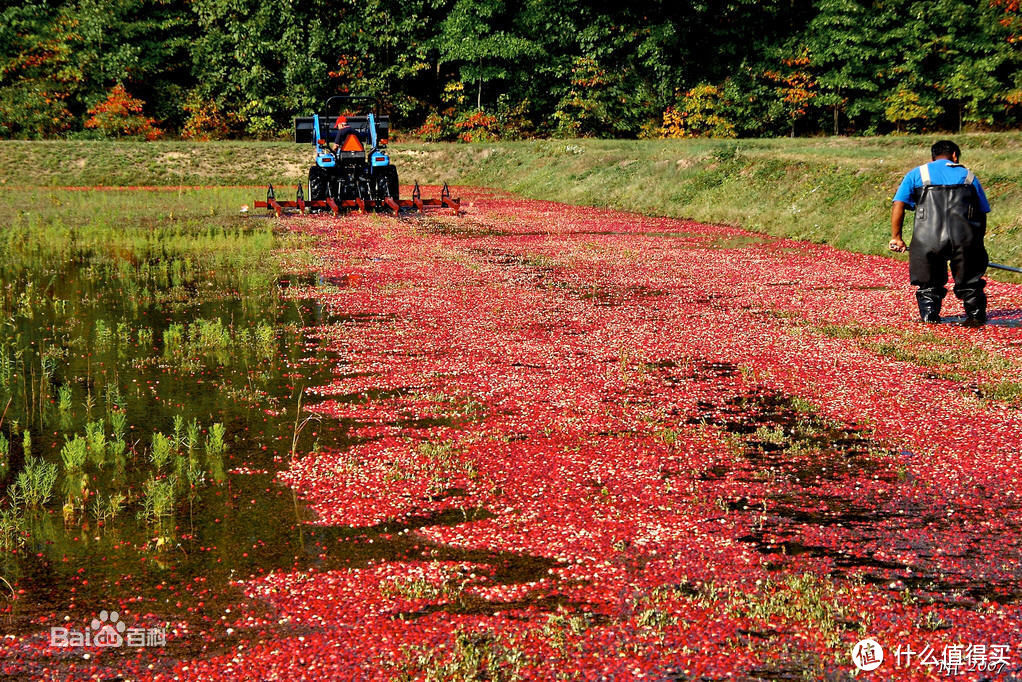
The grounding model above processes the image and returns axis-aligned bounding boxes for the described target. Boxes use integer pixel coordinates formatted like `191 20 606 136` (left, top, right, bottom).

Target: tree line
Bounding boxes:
1 0 1020 140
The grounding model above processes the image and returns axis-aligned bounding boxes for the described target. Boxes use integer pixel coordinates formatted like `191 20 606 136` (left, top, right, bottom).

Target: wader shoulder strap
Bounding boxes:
945 161 975 186
918 164 931 185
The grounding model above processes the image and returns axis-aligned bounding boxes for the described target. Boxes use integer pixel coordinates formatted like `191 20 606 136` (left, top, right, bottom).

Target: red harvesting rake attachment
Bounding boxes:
255 181 460 217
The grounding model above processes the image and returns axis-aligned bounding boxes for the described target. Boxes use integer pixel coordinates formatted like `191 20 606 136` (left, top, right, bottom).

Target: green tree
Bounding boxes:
436 0 538 110
805 0 886 134
326 0 441 122
190 0 333 136
72 0 195 128
0 3 80 138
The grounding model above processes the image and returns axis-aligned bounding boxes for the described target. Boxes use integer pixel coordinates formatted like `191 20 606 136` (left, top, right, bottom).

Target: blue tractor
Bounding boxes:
296 96 398 206
258 96 459 216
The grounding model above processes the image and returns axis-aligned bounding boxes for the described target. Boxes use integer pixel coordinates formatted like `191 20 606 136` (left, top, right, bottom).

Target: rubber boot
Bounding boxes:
916 287 943 323
961 289 987 327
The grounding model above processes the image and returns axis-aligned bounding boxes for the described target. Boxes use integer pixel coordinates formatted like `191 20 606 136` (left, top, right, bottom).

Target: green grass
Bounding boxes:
810 322 1022 406
393 629 527 682
723 573 859 648
862 329 1011 375
0 179 321 537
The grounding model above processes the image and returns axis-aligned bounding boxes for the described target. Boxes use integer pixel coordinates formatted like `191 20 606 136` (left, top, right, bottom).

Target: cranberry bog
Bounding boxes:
2 184 1022 679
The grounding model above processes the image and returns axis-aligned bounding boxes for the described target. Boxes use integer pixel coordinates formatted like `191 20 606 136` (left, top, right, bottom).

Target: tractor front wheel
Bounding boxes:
308 166 327 203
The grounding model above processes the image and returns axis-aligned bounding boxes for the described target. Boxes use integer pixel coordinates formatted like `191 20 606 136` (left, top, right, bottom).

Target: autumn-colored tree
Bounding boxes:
992 0 1022 42
85 84 163 140
884 87 939 133
659 84 737 139
765 47 817 137
181 96 234 141
454 109 498 142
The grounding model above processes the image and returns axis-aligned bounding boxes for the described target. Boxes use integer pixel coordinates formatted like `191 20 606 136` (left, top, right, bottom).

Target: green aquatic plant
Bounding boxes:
172 414 185 449
150 432 172 469
137 475 177 522
208 452 226 484
193 318 232 353
94 319 112 348
40 350 58 380
205 422 226 457
61 471 89 511
0 344 14 386
116 322 131 347
91 491 126 523
255 322 275 359
110 410 127 442
187 458 206 489
11 455 58 508
104 383 123 412
107 437 127 461
185 418 199 453
85 419 106 463
0 508 25 550
163 323 185 355
60 435 88 472
57 385 73 413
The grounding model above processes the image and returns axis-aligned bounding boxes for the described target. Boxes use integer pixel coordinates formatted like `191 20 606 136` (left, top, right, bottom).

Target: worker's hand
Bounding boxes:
889 237 907 253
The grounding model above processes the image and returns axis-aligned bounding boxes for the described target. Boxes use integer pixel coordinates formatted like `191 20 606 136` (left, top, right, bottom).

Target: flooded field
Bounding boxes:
0 189 355 670
3 189 1022 678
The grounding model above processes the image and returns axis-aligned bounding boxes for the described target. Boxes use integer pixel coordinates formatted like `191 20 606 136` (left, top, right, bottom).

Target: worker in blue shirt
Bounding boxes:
890 140 991 326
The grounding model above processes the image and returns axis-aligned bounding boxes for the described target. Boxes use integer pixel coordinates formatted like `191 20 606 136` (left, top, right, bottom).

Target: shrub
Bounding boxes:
416 110 458 142
84 84 164 140
181 97 233 141
496 96 534 138
454 110 498 143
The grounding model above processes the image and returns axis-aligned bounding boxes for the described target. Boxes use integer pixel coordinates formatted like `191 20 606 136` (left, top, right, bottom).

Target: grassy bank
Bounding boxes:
2 136 1021 276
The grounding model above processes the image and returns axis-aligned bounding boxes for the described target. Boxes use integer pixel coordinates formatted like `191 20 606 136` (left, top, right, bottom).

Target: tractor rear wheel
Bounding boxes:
308 166 327 202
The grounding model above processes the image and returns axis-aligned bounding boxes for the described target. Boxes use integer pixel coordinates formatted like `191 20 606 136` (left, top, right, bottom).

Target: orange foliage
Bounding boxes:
454 110 498 142
181 98 232 141
765 48 817 121
85 84 163 140
329 55 366 93
992 0 1022 41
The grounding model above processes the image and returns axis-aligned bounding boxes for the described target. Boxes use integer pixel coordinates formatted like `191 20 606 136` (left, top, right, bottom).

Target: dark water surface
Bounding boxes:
0 255 363 666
